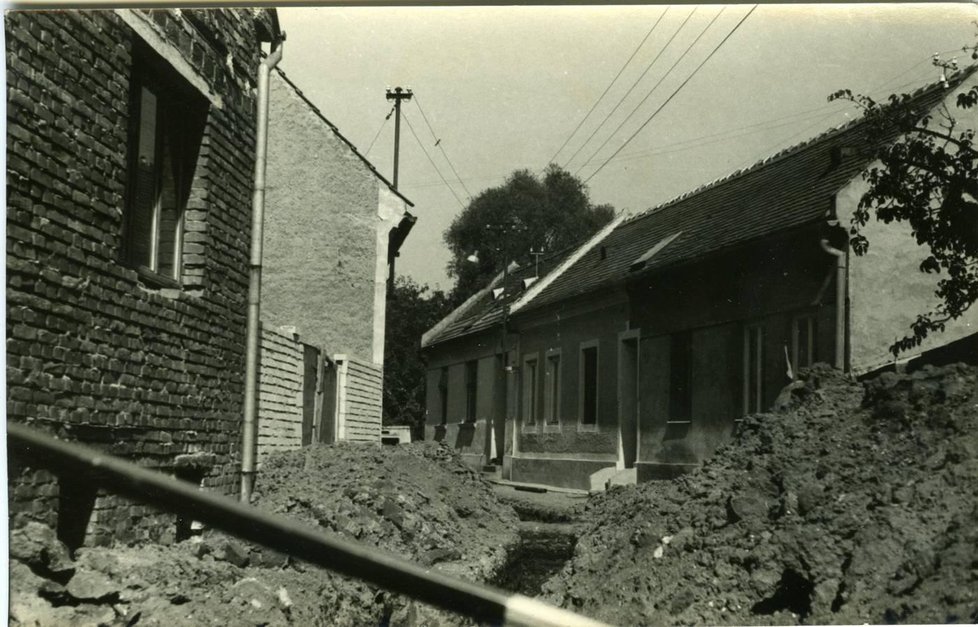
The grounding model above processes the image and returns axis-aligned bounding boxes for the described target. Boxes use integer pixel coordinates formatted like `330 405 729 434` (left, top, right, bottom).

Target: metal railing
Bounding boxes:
7 422 610 627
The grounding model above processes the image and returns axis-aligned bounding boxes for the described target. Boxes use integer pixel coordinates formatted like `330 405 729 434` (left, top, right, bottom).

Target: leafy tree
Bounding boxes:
829 42 978 355
383 277 452 435
444 165 615 302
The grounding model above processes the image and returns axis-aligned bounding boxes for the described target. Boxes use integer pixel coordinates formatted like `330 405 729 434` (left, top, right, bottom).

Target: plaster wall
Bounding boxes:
424 368 444 425
836 84 978 373
509 456 615 490
629 229 832 331
631 233 839 479
423 329 500 427
514 296 628 457
264 72 404 362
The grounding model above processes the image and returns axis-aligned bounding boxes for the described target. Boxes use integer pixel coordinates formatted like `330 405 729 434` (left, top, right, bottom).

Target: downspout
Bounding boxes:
819 237 847 371
241 38 285 503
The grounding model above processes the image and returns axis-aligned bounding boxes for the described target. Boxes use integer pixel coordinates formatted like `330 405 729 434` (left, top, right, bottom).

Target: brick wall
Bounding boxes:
336 355 383 442
257 325 304 461
5 9 274 544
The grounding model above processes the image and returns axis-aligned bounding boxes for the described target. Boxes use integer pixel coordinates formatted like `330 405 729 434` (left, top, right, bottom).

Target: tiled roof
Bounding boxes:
421 242 588 348
523 70 971 313
422 68 973 347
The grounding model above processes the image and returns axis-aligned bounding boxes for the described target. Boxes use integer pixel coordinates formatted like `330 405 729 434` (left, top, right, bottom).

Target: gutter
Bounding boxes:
241 35 285 503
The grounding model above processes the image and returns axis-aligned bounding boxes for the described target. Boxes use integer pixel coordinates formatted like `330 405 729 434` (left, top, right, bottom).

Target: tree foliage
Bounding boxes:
443 165 615 302
382 277 452 433
829 43 978 355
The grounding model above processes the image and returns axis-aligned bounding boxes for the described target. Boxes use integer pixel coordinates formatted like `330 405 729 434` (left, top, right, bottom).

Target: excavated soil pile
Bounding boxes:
9 441 519 626
543 363 978 625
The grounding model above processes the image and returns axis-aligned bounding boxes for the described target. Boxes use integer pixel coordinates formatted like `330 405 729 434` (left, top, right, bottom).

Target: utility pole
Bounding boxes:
385 86 413 189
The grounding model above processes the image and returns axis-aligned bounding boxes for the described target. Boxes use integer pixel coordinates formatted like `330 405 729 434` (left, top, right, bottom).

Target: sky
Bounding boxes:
277 3 978 291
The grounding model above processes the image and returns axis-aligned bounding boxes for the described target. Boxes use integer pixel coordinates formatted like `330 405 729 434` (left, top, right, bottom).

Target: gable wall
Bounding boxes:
837 82 978 373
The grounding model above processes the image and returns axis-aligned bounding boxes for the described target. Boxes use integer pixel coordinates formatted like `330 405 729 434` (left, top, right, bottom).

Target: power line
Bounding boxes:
574 7 728 177
590 51 956 170
402 111 467 209
413 96 473 200
561 7 700 171
364 105 396 156
545 8 669 166
584 5 757 184
401 50 947 194
723 61 964 178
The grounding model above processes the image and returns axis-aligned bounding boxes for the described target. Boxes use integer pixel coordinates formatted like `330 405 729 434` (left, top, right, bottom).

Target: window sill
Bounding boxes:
543 422 561 433
521 423 540 433
666 420 693 425
132 264 182 291
577 423 599 433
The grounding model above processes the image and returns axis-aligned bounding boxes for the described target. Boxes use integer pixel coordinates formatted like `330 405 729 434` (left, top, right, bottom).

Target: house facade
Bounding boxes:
6 9 279 545
255 68 415 457
422 70 977 490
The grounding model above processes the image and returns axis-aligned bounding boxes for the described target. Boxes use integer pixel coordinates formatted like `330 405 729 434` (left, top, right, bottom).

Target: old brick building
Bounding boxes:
6 9 280 545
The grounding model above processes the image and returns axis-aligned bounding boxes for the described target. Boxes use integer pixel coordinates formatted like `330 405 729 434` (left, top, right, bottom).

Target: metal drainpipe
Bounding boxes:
819 238 847 371
241 39 284 503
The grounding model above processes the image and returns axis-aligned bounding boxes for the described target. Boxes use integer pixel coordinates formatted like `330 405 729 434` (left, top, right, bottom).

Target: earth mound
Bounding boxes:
543 363 978 625
9 441 519 626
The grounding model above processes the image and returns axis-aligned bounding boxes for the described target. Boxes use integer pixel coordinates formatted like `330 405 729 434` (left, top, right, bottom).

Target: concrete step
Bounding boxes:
481 464 501 480
606 467 637 488
588 466 618 493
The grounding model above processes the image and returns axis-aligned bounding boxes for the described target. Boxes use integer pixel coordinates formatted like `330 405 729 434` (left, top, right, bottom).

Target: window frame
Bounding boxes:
543 348 562 431
791 314 817 372
521 353 539 431
578 340 600 431
743 324 764 415
667 331 693 425
122 40 207 289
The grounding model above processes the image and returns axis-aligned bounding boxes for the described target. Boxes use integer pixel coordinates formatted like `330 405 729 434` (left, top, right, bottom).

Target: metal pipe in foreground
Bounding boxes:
7 423 610 627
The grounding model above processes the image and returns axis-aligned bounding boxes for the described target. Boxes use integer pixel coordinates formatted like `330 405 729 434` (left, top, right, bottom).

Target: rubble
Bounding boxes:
543 362 978 625
9 441 519 626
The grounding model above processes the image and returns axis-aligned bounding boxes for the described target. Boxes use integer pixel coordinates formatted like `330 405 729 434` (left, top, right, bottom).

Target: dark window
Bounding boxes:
465 360 478 422
123 41 207 286
669 331 692 423
522 357 538 426
581 345 598 425
745 325 764 414
438 367 448 425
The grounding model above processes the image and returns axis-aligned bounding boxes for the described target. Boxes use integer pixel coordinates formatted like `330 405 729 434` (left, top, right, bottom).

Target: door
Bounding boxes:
301 345 320 446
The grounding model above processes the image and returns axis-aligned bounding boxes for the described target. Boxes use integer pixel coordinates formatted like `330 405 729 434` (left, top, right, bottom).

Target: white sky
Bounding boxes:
277 3 978 290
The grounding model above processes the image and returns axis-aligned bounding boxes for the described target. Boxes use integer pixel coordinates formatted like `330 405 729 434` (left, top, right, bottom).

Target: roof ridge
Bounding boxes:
272 66 413 207
620 67 972 228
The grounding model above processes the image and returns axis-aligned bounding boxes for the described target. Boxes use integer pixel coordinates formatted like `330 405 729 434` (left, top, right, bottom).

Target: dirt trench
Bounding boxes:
490 485 585 598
